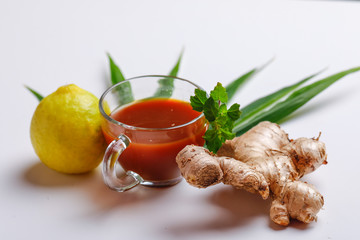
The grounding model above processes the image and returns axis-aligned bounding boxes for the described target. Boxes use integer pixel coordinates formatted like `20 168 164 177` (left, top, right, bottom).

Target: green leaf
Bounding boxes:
218 104 228 114
225 58 273 102
153 50 183 98
216 114 229 126
195 88 208 104
108 53 125 85
203 97 218 122
220 128 235 140
107 53 134 104
154 76 175 98
233 66 360 135
239 71 321 123
168 50 183 77
210 82 228 103
190 88 207 111
25 85 44 101
203 129 223 153
227 103 241 120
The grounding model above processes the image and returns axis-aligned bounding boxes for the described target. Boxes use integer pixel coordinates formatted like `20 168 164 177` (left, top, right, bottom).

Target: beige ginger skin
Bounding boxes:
176 121 327 226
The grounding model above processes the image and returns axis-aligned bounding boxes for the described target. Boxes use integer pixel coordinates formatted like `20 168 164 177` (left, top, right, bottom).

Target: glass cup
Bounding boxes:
99 75 208 192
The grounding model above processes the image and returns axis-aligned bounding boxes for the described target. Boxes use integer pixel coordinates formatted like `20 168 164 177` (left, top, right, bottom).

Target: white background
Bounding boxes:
1 0 360 239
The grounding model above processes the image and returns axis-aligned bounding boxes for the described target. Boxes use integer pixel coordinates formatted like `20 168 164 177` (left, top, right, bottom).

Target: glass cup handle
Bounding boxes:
102 134 143 192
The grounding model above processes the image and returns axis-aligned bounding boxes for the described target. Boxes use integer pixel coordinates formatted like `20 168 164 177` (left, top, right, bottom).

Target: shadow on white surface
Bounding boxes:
22 162 169 212
168 186 311 236
84 179 170 214
23 162 96 187
21 162 317 232
210 187 311 230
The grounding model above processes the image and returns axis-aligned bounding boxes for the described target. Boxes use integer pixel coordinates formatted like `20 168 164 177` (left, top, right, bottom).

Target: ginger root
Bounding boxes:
176 121 327 226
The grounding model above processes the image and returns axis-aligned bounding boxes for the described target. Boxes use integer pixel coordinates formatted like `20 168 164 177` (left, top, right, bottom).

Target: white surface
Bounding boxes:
1 0 360 239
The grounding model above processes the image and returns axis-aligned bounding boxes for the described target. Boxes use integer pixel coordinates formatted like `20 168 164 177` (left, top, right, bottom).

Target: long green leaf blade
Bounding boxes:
234 66 360 135
153 51 183 98
240 71 322 123
107 53 134 104
25 85 44 101
168 50 183 77
108 53 125 85
225 58 273 102
226 68 256 101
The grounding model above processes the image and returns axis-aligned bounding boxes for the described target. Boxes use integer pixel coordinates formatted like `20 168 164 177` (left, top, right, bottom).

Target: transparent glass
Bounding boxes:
99 75 207 192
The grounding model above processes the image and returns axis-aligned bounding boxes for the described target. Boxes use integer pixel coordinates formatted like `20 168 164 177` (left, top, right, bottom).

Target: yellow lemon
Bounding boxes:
30 84 107 174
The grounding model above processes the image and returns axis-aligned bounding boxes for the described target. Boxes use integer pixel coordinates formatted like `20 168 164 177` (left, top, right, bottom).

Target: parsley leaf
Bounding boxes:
190 89 207 112
190 82 241 153
210 82 228 103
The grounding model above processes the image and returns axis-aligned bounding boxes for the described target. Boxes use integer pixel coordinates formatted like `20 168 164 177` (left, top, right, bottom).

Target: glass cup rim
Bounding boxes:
99 74 205 131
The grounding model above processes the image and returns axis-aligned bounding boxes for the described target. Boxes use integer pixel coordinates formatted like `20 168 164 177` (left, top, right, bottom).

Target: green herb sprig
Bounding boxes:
190 82 241 153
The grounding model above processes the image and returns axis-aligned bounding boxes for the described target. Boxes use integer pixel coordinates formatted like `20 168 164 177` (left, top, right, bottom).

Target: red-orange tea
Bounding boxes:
102 98 207 181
